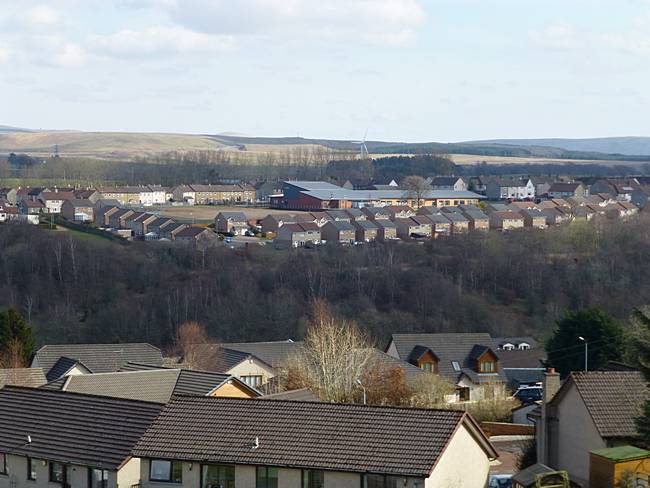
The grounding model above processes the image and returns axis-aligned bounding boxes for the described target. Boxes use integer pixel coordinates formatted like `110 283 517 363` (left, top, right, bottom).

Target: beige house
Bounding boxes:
535 370 648 486
0 386 161 488
132 396 498 488
489 211 524 230
61 199 95 222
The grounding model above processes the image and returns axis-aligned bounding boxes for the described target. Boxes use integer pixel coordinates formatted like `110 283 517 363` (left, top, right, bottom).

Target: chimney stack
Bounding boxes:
543 367 561 404
538 367 562 466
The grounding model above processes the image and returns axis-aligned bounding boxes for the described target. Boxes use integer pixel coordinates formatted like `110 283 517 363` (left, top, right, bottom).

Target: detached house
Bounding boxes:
132 396 498 488
486 178 535 201
386 333 507 402
215 211 249 235
430 176 468 191
0 386 162 488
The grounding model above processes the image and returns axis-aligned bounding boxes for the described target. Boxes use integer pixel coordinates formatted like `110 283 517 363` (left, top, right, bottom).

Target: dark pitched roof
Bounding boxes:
34 343 163 380
44 356 89 382
220 340 302 367
262 388 321 402
0 368 47 388
552 371 648 439
371 350 427 382
504 368 545 389
407 345 438 364
389 333 506 384
0 386 162 469
132 396 496 476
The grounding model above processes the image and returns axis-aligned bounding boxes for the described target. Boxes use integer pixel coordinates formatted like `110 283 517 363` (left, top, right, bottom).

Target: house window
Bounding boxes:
458 387 471 402
256 466 278 488
202 464 235 488
242 375 263 387
518 343 530 350
0 452 6 475
420 362 437 374
365 475 424 488
89 468 109 488
27 457 36 481
479 361 496 373
302 470 324 488
49 462 65 483
150 459 182 483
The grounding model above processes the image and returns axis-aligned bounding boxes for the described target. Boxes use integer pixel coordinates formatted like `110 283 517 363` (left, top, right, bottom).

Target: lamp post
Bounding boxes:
578 336 588 372
355 378 367 405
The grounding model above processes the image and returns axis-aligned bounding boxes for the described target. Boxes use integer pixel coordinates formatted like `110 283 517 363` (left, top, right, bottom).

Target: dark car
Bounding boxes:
514 386 542 403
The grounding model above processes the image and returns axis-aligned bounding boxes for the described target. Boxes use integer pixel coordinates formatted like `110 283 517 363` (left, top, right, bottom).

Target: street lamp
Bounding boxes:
355 378 367 405
578 336 588 372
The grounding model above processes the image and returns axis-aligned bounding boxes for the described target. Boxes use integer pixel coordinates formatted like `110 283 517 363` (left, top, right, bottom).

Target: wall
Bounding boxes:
211 381 256 398
227 358 276 385
425 424 490 488
549 383 606 483
117 457 140 488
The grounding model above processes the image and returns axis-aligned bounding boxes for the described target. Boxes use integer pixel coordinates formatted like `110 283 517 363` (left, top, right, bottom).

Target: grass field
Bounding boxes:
159 205 310 223
450 153 646 166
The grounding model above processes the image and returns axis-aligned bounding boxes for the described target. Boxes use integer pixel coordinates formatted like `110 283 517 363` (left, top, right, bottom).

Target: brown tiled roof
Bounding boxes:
132 396 496 476
554 371 648 439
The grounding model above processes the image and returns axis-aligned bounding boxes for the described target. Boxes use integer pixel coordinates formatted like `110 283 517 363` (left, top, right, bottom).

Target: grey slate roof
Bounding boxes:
504 368 545 389
370 350 427 382
0 368 47 388
132 396 496 476
553 371 649 439
220 340 302 367
217 211 248 221
388 333 507 384
45 356 88 381
0 386 162 469
34 343 163 380
262 388 321 402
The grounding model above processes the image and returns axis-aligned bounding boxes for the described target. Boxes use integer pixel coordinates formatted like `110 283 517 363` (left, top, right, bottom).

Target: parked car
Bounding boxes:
514 386 543 403
488 474 512 488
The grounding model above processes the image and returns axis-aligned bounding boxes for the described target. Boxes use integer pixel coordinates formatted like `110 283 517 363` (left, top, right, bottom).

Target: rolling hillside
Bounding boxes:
467 137 650 156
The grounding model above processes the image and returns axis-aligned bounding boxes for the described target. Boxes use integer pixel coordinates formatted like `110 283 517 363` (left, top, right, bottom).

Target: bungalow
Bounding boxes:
374 219 398 241
275 222 321 248
462 209 490 232
0 386 161 488
51 368 260 402
60 199 95 222
488 211 525 231
215 211 249 235
31 343 163 382
519 208 547 229
321 220 356 244
386 333 508 402
548 182 588 199
131 396 498 488
535 370 648 486
353 219 379 242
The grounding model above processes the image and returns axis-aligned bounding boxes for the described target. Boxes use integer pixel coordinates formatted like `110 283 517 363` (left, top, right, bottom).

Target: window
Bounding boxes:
242 375 263 387
0 453 6 475
202 464 235 488
365 475 424 488
50 462 65 483
302 470 324 488
458 387 470 402
256 467 278 488
27 457 36 481
89 469 109 488
518 343 530 350
150 460 182 483
365 474 385 488
451 361 461 372
479 361 496 373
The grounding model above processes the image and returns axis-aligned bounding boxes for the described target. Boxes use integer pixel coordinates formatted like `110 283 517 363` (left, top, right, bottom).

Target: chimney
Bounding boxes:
543 367 561 403
538 367 561 466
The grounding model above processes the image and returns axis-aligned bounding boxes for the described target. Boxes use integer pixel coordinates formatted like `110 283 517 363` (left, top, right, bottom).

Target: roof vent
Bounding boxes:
251 437 260 449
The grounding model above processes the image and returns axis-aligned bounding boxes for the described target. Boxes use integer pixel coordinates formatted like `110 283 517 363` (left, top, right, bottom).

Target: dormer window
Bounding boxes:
479 361 496 373
501 343 515 351
518 343 530 350
420 362 437 374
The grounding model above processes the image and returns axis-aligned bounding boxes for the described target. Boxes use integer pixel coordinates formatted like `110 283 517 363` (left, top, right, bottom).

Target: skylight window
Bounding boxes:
451 361 461 372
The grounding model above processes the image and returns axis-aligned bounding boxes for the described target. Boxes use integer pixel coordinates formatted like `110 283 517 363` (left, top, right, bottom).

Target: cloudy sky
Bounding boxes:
1 0 649 141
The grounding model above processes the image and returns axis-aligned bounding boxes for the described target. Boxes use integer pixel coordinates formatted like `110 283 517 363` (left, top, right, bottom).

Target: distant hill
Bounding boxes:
466 137 650 156
0 125 35 134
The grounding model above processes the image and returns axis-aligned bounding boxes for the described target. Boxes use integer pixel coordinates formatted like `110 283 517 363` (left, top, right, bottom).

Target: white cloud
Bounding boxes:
26 5 59 26
529 22 583 50
0 44 10 64
601 33 650 56
52 42 86 67
89 26 235 58
168 0 426 46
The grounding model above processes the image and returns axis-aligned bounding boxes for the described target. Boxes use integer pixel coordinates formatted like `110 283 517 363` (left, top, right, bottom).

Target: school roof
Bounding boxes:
132 396 497 476
33 343 163 380
301 189 484 202
0 386 162 469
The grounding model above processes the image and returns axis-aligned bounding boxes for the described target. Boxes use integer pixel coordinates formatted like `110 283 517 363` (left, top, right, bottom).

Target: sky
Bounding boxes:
1 0 650 142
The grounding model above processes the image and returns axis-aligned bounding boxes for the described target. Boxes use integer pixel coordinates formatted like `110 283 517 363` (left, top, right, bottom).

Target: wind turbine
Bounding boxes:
352 130 369 159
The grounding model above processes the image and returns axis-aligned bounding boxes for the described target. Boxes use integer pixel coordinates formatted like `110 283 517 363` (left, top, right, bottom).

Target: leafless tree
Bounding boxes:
401 175 432 209
173 321 222 371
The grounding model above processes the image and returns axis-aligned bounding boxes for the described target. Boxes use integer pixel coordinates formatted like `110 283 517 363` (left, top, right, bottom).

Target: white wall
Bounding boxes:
117 458 140 488
550 384 606 483
425 424 490 488
227 358 277 385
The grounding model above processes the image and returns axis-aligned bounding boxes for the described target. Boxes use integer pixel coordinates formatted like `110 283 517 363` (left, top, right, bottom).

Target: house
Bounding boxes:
373 219 398 240
125 212 158 237
49 368 260 402
548 182 588 199
440 212 468 233
160 222 189 240
423 213 452 237
486 178 535 201
146 217 176 238
353 219 379 242
488 211 525 231
0 188 17 205
31 343 163 382
411 215 435 237
131 396 498 488
38 190 75 214
321 220 356 244
73 188 101 203
0 368 46 388
184 184 255 204
18 199 44 215
386 333 508 402
0 386 161 488
107 208 135 229
60 199 95 222
215 211 249 235
541 207 572 226
385 205 416 220
342 208 366 221
309 211 332 227
260 213 310 234
519 208 547 229
190 345 279 388
430 176 468 191
361 206 392 221
394 217 430 239
462 209 490 232
535 370 649 485
173 226 215 243
590 178 641 202
275 222 321 247
171 185 196 203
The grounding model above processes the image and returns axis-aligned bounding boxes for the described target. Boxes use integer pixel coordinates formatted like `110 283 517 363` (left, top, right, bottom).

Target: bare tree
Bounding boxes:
408 373 456 408
401 175 432 209
173 321 222 371
0 338 27 369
